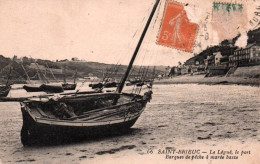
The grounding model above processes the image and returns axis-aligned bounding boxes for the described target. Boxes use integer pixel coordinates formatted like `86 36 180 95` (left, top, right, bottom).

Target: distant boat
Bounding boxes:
62 83 77 90
89 64 121 89
21 62 44 92
0 85 11 97
40 83 64 93
23 84 43 92
126 79 142 86
104 82 118 88
22 62 64 93
0 56 15 97
19 63 42 92
89 82 103 89
89 82 119 89
61 66 77 91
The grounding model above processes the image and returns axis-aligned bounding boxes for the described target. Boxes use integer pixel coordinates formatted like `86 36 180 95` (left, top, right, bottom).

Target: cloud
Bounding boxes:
235 31 248 48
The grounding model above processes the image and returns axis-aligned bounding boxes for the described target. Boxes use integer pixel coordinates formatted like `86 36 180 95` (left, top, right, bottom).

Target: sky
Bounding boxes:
0 0 257 66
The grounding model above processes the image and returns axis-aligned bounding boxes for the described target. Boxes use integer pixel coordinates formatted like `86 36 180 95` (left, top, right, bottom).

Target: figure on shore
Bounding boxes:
169 10 185 44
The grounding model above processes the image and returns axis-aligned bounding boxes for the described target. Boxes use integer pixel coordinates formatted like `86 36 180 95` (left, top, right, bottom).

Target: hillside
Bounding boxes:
184 27 260 66
0 55 167 83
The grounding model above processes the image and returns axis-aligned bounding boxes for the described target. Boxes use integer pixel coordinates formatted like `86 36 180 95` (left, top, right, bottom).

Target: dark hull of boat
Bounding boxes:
23 85 43 92
0 86 11 97
62 83 77 90
40 84 64 93
90 82 118 89
104 82 118 88
90 83 103 89
21 108 139 144
19 92 151 146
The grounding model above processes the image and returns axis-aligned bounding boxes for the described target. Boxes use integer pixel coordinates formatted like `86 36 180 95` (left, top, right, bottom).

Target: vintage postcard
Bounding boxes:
0 0 259 163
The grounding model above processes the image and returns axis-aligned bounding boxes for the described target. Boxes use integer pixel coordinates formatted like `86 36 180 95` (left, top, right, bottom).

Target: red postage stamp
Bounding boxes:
157 1 198 52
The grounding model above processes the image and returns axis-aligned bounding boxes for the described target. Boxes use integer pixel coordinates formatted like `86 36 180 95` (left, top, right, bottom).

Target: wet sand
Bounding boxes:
0 84 259 163
155 75 260 86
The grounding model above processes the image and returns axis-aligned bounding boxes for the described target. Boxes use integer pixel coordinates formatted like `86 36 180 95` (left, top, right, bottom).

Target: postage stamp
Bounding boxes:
157 1 198 52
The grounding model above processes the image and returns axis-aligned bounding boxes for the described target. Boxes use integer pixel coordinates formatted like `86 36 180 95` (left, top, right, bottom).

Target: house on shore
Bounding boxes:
170 43 260 77
204 52 229 76
229 43 260 67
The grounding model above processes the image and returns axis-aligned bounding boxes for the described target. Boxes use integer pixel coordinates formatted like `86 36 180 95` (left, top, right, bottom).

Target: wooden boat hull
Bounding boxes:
62 83 77 90
20 92 151 145
104 82 118 88
0 85 11 97
90 82 118 89
23 85 43 92
90 83 103 89
20 108 139 144
40 84 64 93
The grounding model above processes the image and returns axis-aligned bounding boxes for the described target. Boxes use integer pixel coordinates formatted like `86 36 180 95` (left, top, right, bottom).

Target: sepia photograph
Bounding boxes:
0 0 259 163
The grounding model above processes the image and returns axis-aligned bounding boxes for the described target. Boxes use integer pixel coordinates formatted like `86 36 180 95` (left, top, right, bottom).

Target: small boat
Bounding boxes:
126 79 150 86
24 83 64 93
40 84 64 93
23 63 64 93
61 65 77 90
136 82 144 87
20 0 159 146
23 84 43 92
62 83 77 90
89 83 103 89
0 56 14 97
125 79 142 86
0 85 11 97
104 82 118 88
89 82 118 89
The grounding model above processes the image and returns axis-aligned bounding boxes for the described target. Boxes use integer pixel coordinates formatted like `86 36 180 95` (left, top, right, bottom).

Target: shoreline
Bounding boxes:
154 75 260 87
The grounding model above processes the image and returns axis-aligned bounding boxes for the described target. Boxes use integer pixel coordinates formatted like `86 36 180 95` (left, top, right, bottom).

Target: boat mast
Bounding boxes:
63 63 67 84
35 63 49 84
73 70 77 84
117 0 160 93
152 66 156 81
5 56 15 86
21 63 31 84
46 63 58 83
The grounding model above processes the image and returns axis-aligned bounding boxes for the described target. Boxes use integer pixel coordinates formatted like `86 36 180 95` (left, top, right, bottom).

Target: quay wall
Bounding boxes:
232 65 260 78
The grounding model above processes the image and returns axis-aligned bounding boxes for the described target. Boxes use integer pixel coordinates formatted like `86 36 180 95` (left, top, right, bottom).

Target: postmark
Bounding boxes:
249 5 260 29
194 12 210 51
157 1 199 53
211 1 248 41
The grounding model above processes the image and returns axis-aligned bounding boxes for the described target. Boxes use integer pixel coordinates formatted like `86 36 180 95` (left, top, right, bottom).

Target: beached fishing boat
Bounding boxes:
89 65 120 89
40 83 64 93
90 82 118 89
0 85 11 97
44 64 76 91
22 62 64 93
20 0 159 145
62 83 77 90
20 91 152 145
23 84 43 92
38 63 64 93
60 64 77 90
20 63 43 92
0 57 15 97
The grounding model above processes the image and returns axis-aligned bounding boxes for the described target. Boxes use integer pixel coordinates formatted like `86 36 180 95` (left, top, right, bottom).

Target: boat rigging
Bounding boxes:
19 0 161 146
